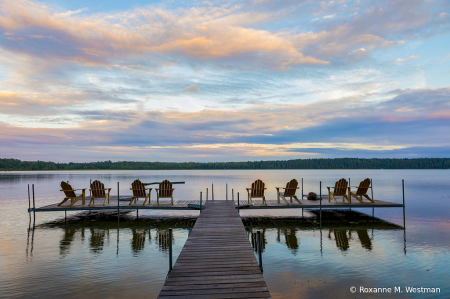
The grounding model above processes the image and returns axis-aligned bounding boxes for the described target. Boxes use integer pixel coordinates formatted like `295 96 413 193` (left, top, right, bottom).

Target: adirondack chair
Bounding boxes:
349 178 374 203
58 181 86 207
327 178 350 203
89 180 111 206
246 179 267 205
156 180 174 205
276 179 300 204
130 179 152 205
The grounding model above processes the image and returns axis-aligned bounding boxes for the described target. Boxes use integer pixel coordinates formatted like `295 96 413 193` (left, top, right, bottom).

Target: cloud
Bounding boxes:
183 85 200 93
394 55 421 63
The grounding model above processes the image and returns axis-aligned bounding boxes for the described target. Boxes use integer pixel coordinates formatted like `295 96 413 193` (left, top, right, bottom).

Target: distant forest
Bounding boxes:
1 158 449 171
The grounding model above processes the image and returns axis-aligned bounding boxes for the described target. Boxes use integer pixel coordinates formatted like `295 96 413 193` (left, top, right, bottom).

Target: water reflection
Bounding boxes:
155 229 174 252
244 213 402 254
89 228 110 253
131 229 150 253
249 228 267 252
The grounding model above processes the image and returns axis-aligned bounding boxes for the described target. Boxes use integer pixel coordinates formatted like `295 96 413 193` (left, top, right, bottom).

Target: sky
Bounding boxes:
0 0 449 163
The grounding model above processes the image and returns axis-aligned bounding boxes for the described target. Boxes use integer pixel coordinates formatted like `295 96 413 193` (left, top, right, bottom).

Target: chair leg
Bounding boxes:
68 195 82 207
143 194 150 205
171 197 173 205
129 197 135 205
263 196 267 206
363 195 374 203
293 195 301 204
58 198 70 206
330 194 337 203
280 194 289 205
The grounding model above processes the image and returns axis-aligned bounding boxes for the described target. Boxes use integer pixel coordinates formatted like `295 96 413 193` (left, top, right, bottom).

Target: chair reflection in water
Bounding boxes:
249 229 267 252
328 229 372 251
155 229 174 251
132 229 151 253
89 228 109 253
276 228 299 253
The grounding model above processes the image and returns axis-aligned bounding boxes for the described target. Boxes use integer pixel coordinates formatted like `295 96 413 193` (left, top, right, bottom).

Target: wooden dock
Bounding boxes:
158 200 271 299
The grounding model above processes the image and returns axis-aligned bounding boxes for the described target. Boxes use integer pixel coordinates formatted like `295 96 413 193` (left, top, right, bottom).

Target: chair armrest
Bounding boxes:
90 188 112 191
283 187 299 190
130 188 152 191
74 188 87 191
61 189 76 192
155 188 174 191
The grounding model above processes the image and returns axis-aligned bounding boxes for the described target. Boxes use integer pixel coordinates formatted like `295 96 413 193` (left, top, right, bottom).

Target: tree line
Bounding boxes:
1 158 449 171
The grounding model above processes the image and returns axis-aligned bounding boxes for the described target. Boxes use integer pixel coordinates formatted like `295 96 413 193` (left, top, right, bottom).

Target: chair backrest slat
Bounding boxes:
251 179 265 197
132 179 146 197
356 178 371 195
334 178 348 196
159 180 173 197
284 179 298 196
91 180 106 197
61 181 76 197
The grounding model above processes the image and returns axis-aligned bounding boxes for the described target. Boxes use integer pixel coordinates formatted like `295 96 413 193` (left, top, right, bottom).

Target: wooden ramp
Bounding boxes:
158 200 270 299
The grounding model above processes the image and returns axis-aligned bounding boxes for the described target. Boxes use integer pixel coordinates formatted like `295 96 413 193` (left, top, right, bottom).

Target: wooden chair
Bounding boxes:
89 180 111 206
276 179 300 204
349 178 374 203
327 178 350 203
156 180 174 205
130 179 152 205
58 181 86 207
246 179 267 205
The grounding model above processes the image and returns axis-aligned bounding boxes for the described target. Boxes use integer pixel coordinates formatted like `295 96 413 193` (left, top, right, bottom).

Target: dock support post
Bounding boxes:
371 179 374 200
117 182 119 220
169 228 173 273
372 207 374 218
28 184 31 212
232 189 234 201
257 231 263 272
402 179 405 228
319 181 322 228
226 183 228 200
90 179 92 197
237 193 240 214
212 183 214 201
137 209 139 219
32 184 35 218
302 178 303 198
206 188 208 201
200 192 202 214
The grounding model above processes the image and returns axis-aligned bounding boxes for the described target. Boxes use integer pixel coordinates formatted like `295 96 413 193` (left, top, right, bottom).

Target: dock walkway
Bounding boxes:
158 200 271 298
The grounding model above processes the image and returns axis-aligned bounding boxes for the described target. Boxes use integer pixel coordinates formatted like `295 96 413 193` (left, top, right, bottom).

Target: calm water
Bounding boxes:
0 170 449 298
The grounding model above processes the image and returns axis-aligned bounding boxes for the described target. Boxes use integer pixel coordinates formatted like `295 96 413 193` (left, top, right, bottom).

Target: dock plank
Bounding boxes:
158 200 270 299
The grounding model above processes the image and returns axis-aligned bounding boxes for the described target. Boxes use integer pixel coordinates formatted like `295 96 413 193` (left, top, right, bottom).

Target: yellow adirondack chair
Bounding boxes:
156 180 174 205
89 180 111 206
349 178 374 203
246 179 267 205
58 181 86 207
276 179 300 204
327 178 350 203
130 179 152 205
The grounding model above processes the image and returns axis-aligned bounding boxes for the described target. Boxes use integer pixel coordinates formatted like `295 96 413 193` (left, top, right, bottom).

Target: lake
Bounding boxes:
0 170 449 298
